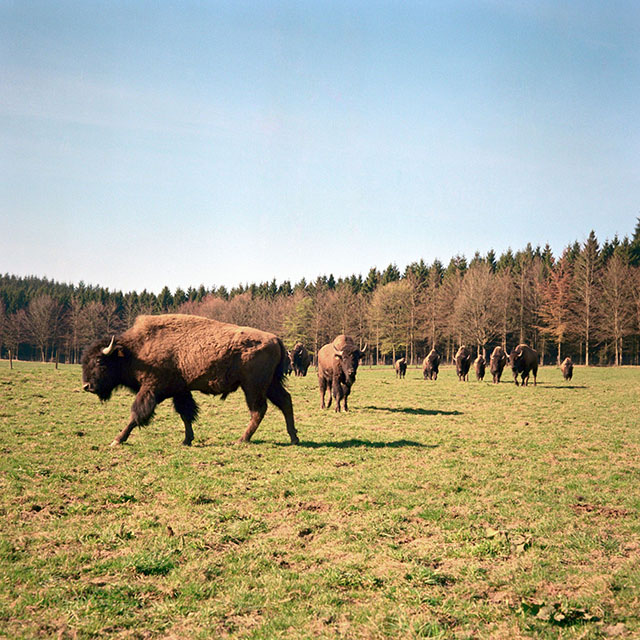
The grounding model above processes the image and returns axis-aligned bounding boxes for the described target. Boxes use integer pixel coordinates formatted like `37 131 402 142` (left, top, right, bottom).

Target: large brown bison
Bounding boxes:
455 346 472 381
489 346 507 383
509 344 538 386
317 335 366 412
422 348 440 380
81 314 299 446
395 357 407 378
474 355 486 381
291 342 311 377
560 356 573 381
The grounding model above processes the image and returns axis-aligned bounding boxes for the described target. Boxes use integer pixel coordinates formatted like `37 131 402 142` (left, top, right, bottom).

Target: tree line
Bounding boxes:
2 223 640 366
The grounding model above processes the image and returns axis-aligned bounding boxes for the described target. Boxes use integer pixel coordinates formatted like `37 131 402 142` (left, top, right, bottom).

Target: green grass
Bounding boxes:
1 361 639 638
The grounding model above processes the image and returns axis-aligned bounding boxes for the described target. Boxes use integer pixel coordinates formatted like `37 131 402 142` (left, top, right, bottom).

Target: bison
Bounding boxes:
455 346 472 381
474 355 486 381
291 342 311 377
422 349 440 380
489 346 507 383
509 344 538 386
395 357 407 378
317 335 366 412
81 314 299 446
560 356 573 381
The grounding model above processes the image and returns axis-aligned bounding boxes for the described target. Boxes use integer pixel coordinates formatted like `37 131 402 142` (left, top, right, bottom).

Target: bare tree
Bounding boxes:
368 281 413 362
538 254 574 364
4 310 27 361
421 266 444 352
23 294 64 361
573 232 601 365
453 263 502 358
595 253 635 365
80 301 123 347
493 267 515 349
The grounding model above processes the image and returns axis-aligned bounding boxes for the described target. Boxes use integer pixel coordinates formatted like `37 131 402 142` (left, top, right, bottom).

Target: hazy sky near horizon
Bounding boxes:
2 1 639 294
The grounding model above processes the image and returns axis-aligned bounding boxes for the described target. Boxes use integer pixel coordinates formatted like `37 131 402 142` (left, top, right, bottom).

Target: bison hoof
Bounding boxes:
290 437 300 445
182 439 193 446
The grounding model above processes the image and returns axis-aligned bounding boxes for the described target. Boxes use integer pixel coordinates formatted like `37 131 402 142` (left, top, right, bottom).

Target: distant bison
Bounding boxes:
474 355 486 381
455 346 472 381
560 356 573 381
509 344 538 387
422 349 440 380
395 357 407 378
81 314 299 446
489 346 508 383
291 342 311 377
317 335 366 412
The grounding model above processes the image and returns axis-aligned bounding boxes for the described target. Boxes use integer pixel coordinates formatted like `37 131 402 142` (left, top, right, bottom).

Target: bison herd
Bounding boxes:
82 314 573 447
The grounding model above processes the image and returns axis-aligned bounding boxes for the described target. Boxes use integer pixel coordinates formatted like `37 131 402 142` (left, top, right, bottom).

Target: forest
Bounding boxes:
2 223 640 367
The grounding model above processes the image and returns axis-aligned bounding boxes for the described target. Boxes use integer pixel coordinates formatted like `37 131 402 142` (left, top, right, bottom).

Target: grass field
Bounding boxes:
1 361 639 639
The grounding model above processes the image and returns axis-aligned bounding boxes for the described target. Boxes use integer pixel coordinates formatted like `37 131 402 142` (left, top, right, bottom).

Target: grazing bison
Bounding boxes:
422 348 440 380
395 357 407 378
509 344 538 386
489 346 508 383
455 346 472 381
291 342 311 377
474 355 486 381
81 314 299 446
317 335 366 412
560 356 573 381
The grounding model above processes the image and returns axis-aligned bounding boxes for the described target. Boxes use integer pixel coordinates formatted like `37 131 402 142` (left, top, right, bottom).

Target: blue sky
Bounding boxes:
2 1 639 293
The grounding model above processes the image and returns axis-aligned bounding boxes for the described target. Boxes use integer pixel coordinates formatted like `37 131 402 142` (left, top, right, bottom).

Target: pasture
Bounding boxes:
1 361 639 639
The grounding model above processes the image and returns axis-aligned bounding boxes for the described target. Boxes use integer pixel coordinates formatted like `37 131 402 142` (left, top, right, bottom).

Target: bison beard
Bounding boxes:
81 314 299 446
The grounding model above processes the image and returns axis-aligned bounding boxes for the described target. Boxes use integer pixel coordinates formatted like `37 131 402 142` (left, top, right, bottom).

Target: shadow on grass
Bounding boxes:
285 438 435 449
363 405 462 416
536 384 587 389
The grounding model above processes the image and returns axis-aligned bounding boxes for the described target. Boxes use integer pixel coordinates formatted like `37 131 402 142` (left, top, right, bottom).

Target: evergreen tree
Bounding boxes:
158 286 173 311
362 268 380 294
381 263 401 285
630 217 640 267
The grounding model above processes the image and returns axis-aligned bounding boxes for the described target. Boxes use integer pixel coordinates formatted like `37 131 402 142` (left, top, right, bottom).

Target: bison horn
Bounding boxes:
333 345 344 358
102 336 116 355
360 344 368 354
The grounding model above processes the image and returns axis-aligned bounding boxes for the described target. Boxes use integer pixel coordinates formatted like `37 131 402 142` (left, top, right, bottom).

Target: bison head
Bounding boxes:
334 343 367 385
81 336 127 401
509 346 525 372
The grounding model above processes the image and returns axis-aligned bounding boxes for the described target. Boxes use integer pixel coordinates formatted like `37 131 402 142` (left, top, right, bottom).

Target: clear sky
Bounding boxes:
2 1 639 294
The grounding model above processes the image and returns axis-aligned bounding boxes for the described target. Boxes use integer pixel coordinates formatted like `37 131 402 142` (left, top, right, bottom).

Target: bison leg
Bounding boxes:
173 392 199 446
112 389 157 446
267 382 299 445
332 378 343 412
238 395 267 443
319 376 331 409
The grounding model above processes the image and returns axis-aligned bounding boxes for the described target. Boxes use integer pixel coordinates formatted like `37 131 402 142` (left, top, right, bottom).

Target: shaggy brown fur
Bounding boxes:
561 356 574 381
422 349 440 380
509 343 539 387
455 346 472 381
291 342 311 377
317 334 365 412
81 314 298 446
474 355 486 381
395 357 407 378
489 346 507 383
